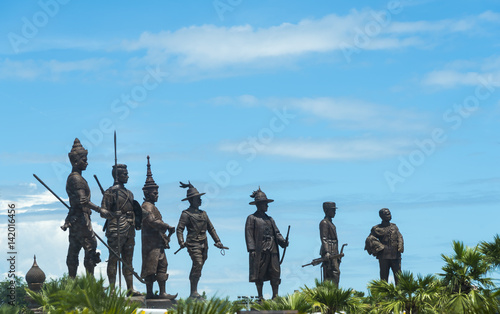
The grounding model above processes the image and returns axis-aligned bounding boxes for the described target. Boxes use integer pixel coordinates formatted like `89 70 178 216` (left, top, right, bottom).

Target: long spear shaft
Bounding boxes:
114 131 122 290
32 173 144 283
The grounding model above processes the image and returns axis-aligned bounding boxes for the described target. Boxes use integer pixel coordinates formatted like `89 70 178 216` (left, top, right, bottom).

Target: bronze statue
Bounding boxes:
141 156 177 299
245 187 288 300
100 163 142 295
365 208 404 285
319 202 342 285
176 181 225 299
64 138 101 277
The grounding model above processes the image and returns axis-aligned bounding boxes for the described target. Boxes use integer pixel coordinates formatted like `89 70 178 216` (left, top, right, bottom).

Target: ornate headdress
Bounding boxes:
68 138 88 163
143 156 159 191
180 181 205 201
249 187 274 205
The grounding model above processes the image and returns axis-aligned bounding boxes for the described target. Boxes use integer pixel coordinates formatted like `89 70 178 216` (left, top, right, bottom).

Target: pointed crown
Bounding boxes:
143 156 159 191
249 186 274 205
68 138 88 163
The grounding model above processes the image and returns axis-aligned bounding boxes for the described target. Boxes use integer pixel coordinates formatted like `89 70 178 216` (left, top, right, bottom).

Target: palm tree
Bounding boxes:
439 241 493 293
368 271 441 313
438 240 499 313
479 234 500 268
253 292 312 313
26 274 140 314
170 296 243 314
301 279 366 314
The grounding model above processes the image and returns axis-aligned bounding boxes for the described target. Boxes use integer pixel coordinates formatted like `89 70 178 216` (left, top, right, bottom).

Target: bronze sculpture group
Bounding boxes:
35 137 405 300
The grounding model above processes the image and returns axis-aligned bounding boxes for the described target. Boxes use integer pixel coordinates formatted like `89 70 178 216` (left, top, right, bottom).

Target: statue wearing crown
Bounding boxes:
65 138 102 277
141 156 177 299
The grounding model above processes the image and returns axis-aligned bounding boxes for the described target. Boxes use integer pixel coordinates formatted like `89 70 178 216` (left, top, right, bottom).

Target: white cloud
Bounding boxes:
422 56 500 88
286 97 428 132
217 96 429 132
122 11 497 70
0 190 64 215
220 138 413 160
0 58 112 80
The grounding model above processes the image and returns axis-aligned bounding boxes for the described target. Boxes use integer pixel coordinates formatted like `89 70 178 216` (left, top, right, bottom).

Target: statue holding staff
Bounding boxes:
100 163 142 295
64 138 102 277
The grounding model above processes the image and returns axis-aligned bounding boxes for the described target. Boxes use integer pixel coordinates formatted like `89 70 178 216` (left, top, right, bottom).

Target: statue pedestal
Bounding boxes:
145 299 177 309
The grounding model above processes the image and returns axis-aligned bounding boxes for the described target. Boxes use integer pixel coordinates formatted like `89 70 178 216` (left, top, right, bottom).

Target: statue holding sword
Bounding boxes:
245 187 289 300
176 181 227 299
140 156 177 299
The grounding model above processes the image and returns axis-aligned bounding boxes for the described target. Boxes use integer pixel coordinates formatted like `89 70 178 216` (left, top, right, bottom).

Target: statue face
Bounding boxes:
147 189 159 202
75 154 88 171
256 202 269 212
117 169 129 184
380 209 392 222
190 195 202 207
325 207 336 218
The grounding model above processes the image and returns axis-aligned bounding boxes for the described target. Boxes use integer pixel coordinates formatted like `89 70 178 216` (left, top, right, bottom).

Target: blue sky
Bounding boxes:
1 0 500 300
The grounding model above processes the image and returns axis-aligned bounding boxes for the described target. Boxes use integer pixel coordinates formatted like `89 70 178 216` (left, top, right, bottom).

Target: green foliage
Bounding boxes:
301 279 366 314
479 234 500 268
0 276 29 307
253 292 312 313
25 274 140 314
368 271 441 314
0 304 33 314
439 241 494 293
170 296 243 314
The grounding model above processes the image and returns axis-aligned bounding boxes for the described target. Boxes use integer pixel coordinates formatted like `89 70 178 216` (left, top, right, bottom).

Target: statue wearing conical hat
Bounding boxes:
100 163 142 296
176 181 225 299
141 156 177 300
245 187 288 300
65 138 102 277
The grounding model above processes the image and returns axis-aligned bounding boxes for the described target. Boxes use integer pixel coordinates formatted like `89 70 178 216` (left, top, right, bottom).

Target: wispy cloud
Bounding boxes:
215 95 429 132
0 58 113 80
422 56 500 88
0 190 64 215
121 11 498 71
220 137 412 160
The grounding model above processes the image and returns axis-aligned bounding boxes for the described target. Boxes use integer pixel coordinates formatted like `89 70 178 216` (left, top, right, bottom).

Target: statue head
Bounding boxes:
379 208 392 222
323 202 337 218
68 138 88 171
249 187 274 212
180 181 205 207
143 156 159 202
112 164 128 184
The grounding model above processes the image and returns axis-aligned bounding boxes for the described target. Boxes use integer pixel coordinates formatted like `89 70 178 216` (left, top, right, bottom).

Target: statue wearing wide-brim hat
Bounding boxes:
248 187 274 205
180 181 206 201
176 180 225 299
